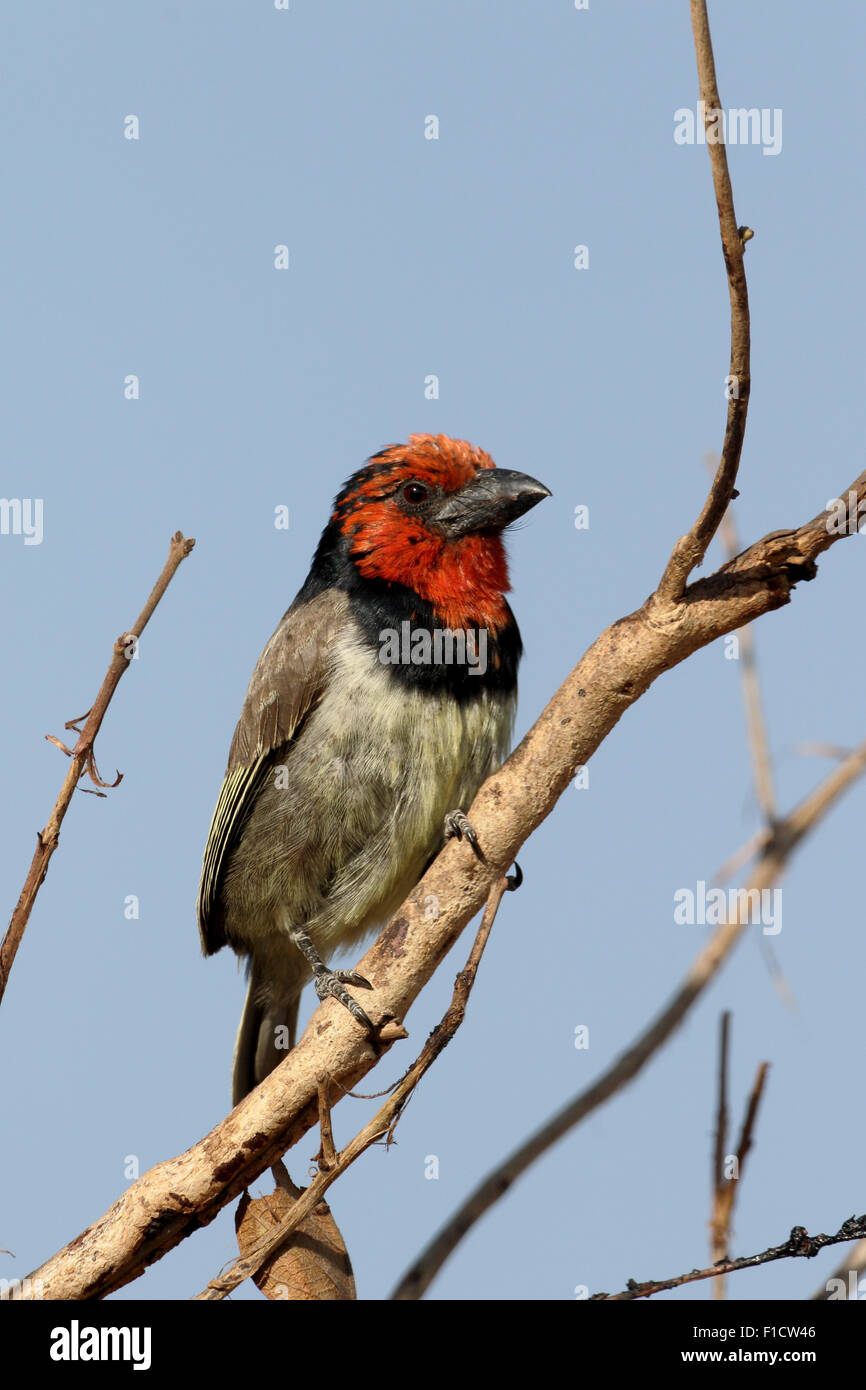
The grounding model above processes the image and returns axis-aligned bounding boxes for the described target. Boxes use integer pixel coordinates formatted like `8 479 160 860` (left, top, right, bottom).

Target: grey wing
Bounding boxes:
196 587 350 954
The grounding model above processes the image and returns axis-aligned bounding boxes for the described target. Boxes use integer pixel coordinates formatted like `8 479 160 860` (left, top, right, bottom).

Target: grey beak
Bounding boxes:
432 468 552 539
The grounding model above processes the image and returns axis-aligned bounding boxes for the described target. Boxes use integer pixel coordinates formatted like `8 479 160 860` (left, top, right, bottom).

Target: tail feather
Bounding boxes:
231 974 300 1106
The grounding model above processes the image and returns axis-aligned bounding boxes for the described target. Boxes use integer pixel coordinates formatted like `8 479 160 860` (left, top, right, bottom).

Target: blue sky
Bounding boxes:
1 1 864 1302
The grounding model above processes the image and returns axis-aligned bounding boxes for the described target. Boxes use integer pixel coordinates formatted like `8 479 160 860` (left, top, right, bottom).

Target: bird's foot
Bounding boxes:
444 808 485 861
313 966 374 1032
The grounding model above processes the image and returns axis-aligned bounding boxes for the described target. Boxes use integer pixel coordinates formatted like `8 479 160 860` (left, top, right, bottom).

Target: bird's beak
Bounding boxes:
431 469 552 539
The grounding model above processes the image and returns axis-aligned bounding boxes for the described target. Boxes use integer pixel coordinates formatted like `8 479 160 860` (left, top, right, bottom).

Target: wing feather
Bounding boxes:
196 588 349 952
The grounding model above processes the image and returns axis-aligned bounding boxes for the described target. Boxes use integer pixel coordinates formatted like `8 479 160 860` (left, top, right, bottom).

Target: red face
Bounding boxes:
334 434 549 632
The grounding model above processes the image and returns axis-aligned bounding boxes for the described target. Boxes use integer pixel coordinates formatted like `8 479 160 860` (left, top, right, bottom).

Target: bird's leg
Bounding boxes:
444 808 485 861
287 923 375 1031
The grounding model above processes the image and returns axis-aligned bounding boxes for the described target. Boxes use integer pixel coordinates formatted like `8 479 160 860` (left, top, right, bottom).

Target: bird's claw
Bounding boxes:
444 809 484 861
313 966 375 1032
329 969 373 991
506 861 523 891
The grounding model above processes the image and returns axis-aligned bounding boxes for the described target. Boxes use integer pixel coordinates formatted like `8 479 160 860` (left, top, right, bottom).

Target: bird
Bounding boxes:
197 433 550 1104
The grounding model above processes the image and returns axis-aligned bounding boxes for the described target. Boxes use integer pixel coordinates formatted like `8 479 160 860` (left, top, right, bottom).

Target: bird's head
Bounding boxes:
324 434 550 631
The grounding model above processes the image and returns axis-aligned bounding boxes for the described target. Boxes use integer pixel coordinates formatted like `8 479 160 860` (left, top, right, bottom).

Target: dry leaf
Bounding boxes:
235 1187 356 1301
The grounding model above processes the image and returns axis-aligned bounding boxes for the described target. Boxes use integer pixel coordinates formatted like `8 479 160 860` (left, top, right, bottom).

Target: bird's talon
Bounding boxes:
331 969 373 991
444 809 484 860
345 998 374 1031
314 968 375 1032
505 861 523 892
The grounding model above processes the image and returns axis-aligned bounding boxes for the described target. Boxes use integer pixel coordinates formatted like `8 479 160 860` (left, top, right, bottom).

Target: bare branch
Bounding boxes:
735 1062 770 1176
795 741 852 762
316 1079 338 1173
713 827 771 885
710 1011 731 1297
712 1011 730 1197
658 0 751 601
712 468 778 823
710 1040 769 1299
596 1215 866 1301
0 532 195 1005
714 481 801 1014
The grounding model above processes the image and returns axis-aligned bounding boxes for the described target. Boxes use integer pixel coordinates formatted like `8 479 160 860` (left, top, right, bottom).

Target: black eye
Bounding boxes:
403 483 428 504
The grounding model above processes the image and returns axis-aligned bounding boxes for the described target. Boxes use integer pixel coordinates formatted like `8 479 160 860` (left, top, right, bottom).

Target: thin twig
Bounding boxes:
658 0 751 601
713 460 777 824
390 741 866 1299
596 1215 866 1300
0 532 195 1005
195 876 510 1300
712 1012 730 1197
735 1062 769 1176
712 827 771 885
714 480 799 1013
794 741 852 762
317 1079 338 1172
710 1041 769 1299
737 623 777 824
710 1012 730 1297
